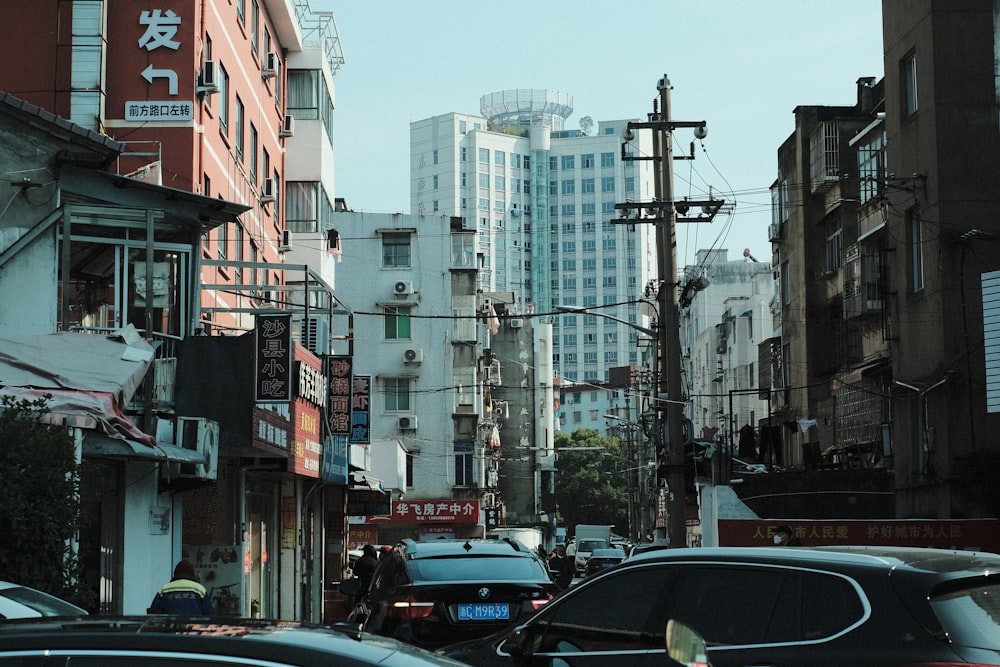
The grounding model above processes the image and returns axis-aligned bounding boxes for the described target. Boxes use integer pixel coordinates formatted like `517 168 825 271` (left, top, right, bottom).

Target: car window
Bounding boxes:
0 586 86 617
531 564 677 653
929 581 1000 650
408 556 545 582
667 565 865 647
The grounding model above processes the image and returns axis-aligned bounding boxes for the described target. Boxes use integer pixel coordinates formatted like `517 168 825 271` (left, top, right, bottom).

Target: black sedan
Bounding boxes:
0 615 468 667
438 545 1000 666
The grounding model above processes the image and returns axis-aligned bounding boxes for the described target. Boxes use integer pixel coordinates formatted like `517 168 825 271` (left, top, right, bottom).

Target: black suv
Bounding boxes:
439 545 1000 666
347 538 558 649
0 616 467 667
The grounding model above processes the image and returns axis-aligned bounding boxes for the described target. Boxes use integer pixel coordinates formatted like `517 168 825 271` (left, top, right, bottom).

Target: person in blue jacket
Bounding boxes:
148 559 215 615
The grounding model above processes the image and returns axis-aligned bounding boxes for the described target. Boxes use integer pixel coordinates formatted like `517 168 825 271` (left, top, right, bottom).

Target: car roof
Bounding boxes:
0 617 465 665
399 538 537 559
590 548 626 557
627 545 1000 578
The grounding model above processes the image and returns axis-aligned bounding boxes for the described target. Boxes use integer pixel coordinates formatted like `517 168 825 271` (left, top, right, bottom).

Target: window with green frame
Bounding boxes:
384 306 411 339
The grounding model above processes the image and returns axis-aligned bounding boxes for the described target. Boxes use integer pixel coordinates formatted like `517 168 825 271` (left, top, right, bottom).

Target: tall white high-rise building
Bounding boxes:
411 89 658 384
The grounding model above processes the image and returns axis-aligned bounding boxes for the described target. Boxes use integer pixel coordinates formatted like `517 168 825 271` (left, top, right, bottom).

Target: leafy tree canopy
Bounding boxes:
553 429 630 539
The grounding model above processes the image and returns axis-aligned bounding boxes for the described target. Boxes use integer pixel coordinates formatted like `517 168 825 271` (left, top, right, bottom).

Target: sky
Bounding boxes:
313 0 884 266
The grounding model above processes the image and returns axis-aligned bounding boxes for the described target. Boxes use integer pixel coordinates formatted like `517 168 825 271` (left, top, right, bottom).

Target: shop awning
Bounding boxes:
82 432 207 465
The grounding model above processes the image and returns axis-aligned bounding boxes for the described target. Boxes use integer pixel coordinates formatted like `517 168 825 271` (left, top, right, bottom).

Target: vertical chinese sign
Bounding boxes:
290 351 324 477
322 356 352 484
350 375 371 445
255 314 292 402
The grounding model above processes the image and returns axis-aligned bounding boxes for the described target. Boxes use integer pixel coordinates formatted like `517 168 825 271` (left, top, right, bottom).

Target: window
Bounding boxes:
584 352 598 364
234 95 244 161
581 178 595 193
858 129 886 204
495 150 505 167
563 277 577 290
601 152 614 167
561 155 575 170
909 208 923 292
902 52 918 118
602 177 615 192
454 441 474 486
384 377 411 411
384 305 411 339
494 175 505 190
250 0 258 51
249 123 258 183
382 232 411 267
781 260 790 305
602 257 617 270
561 180 575 195
459 119 467 134
826 227 843 273
582 203 596 216
582 153 595 168
218 63 230 134
602 238 617 251
433 149 439 164
563 259 576 271
562 204 576 216
461 146 467 161
479 147 489 163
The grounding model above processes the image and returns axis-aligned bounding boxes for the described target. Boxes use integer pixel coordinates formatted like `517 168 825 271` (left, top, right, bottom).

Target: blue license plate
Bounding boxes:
457 602 510 621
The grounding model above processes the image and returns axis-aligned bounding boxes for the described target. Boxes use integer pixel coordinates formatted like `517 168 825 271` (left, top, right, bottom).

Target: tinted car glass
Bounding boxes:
530 564 677 653
0 585 87 618
929 581 1000 650
408 556 548 582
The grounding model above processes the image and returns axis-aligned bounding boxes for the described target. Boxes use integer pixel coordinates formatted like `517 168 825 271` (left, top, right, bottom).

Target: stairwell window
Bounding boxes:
384 377 411 412
382 232 411 267
902 51 918 118
454 441 474 486
909 208 924 292
383 306 411 340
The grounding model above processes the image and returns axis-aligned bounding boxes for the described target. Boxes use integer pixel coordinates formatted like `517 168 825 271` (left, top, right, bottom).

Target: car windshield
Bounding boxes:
928 581 1000 650
408 556 546 582
578 540 606 552
0 586 86 617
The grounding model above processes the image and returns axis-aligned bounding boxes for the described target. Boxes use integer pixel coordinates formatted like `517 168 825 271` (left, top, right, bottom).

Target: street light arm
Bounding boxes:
554 304 657 337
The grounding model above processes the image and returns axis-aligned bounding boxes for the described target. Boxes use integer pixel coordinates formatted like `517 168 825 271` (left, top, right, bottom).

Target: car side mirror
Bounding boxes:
665 619 711 667
504 624 534 659
339 577 361 597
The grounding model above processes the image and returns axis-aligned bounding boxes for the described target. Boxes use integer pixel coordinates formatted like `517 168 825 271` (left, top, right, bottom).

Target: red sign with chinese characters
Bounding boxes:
289 348 323 478
718 519 1000 553
365 500 481 524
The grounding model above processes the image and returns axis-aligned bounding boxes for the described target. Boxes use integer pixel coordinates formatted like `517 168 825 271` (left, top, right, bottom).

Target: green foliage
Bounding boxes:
553 429 630 535
0 395 92 607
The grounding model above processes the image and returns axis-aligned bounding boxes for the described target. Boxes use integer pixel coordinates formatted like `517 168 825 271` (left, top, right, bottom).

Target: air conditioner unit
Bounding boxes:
399 415 418 430
198 61 219 92
262 51 279 79
279 114 295 138
261 178 277 203
393 280 414 296
278 229 292 252
508 318 524 329
300 315 331 356
768 222 782 241
403 348 424 364
167 416 219 480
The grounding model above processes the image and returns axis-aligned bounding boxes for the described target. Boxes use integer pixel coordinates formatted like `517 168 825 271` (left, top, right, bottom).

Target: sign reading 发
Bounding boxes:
366 500 481 524
130 8 190 120
255 314 292 402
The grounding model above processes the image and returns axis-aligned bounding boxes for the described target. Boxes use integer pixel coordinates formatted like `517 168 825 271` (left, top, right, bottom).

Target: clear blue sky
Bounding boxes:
314 0 884 265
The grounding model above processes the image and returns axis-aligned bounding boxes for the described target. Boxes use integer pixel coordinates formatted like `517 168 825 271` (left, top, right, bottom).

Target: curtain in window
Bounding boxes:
287 70 319 119
286 182 317 233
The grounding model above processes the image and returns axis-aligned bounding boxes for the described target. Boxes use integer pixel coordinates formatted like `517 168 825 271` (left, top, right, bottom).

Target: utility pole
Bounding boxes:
615 74 724 547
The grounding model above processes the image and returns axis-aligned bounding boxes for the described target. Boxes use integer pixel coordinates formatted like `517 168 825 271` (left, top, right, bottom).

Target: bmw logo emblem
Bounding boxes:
478 587 491 600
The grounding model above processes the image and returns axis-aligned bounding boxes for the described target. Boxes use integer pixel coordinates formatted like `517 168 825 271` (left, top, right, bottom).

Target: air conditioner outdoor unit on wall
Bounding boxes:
166 416 219 480
399 415 418 430
278 229 292 252
279 114 295 138
261 178 277 203
404 348 424 364
262 51 279 79
508 318 524 329
393 280 414 296
199 61 219 92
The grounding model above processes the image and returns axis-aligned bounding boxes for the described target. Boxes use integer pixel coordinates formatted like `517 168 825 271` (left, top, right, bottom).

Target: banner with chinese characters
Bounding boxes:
365 500 481 524
255 314 292 402
718 518 1000 552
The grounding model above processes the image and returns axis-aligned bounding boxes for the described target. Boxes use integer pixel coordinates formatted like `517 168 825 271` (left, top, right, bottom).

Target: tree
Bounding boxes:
0 395 92 608
553 429 629 536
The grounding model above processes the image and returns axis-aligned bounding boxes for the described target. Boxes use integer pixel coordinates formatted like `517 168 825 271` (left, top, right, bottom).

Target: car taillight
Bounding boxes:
387 598 435 619
529 594 554 611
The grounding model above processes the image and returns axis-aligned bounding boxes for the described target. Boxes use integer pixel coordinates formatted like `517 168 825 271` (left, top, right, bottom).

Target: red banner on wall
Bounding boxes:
718 518 1000 553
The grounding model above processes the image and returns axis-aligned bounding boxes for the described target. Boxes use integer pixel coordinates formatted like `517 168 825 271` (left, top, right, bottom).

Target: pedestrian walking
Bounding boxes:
548 543 574 591
148 559 215 615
